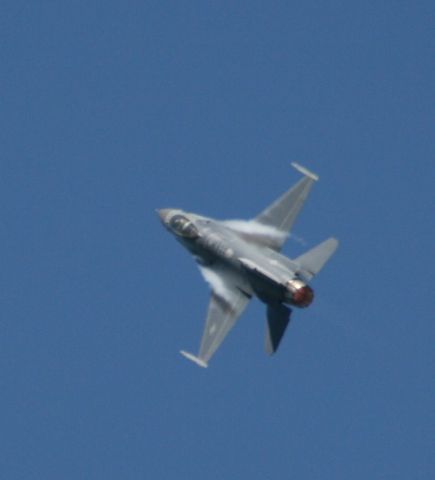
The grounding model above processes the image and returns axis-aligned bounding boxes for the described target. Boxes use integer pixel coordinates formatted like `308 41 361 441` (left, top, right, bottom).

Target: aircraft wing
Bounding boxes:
180 266 251 368
253 163 319 251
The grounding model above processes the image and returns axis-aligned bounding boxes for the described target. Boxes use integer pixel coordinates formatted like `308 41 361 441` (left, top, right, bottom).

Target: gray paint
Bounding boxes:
157 164 338 367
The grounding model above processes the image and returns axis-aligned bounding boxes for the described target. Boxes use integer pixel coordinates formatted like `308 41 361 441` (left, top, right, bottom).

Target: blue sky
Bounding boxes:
1 2 434 478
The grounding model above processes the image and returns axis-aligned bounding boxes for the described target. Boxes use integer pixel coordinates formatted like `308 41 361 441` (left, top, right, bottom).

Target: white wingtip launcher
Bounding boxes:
291 162 319 182
180 350 208 368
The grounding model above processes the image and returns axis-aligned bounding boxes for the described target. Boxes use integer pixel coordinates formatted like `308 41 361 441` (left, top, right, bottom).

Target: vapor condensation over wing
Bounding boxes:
223 220 288 242
198 265 234 303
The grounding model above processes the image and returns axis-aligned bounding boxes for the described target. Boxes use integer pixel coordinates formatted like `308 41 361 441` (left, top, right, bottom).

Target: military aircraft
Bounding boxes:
157 163 338 368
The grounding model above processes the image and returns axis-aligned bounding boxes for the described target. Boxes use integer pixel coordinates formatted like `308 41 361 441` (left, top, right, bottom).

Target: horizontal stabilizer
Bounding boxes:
294 237 339 280
180 350 208 368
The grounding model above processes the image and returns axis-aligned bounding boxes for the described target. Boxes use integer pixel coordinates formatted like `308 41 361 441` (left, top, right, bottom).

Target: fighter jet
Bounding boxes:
157 163 338 368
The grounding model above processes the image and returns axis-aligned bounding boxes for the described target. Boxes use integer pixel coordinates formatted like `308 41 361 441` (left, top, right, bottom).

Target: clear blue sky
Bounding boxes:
1 2 434 479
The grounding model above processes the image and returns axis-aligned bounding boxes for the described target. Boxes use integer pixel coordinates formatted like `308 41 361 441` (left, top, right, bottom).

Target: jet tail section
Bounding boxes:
294 237 339 281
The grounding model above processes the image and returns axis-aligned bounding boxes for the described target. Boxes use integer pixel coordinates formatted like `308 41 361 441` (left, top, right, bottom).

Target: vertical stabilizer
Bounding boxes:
265 304 292 354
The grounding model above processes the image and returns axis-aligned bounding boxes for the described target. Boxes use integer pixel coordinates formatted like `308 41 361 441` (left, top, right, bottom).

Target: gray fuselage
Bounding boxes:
159 209 314 308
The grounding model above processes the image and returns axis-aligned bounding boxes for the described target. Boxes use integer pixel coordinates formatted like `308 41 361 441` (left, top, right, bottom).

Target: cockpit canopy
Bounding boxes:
169 215 199 239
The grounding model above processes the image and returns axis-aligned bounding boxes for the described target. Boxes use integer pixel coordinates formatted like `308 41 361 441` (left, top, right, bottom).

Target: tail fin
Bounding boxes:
265 304 292 354
294 237 338 281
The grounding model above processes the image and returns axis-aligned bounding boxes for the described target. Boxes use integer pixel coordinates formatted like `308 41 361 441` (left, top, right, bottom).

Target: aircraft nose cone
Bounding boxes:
156 208 172 223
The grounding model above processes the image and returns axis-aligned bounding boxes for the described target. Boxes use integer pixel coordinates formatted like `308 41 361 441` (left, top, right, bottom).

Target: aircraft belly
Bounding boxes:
185 228 289 303
250 279 284 304
239 258 286 304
